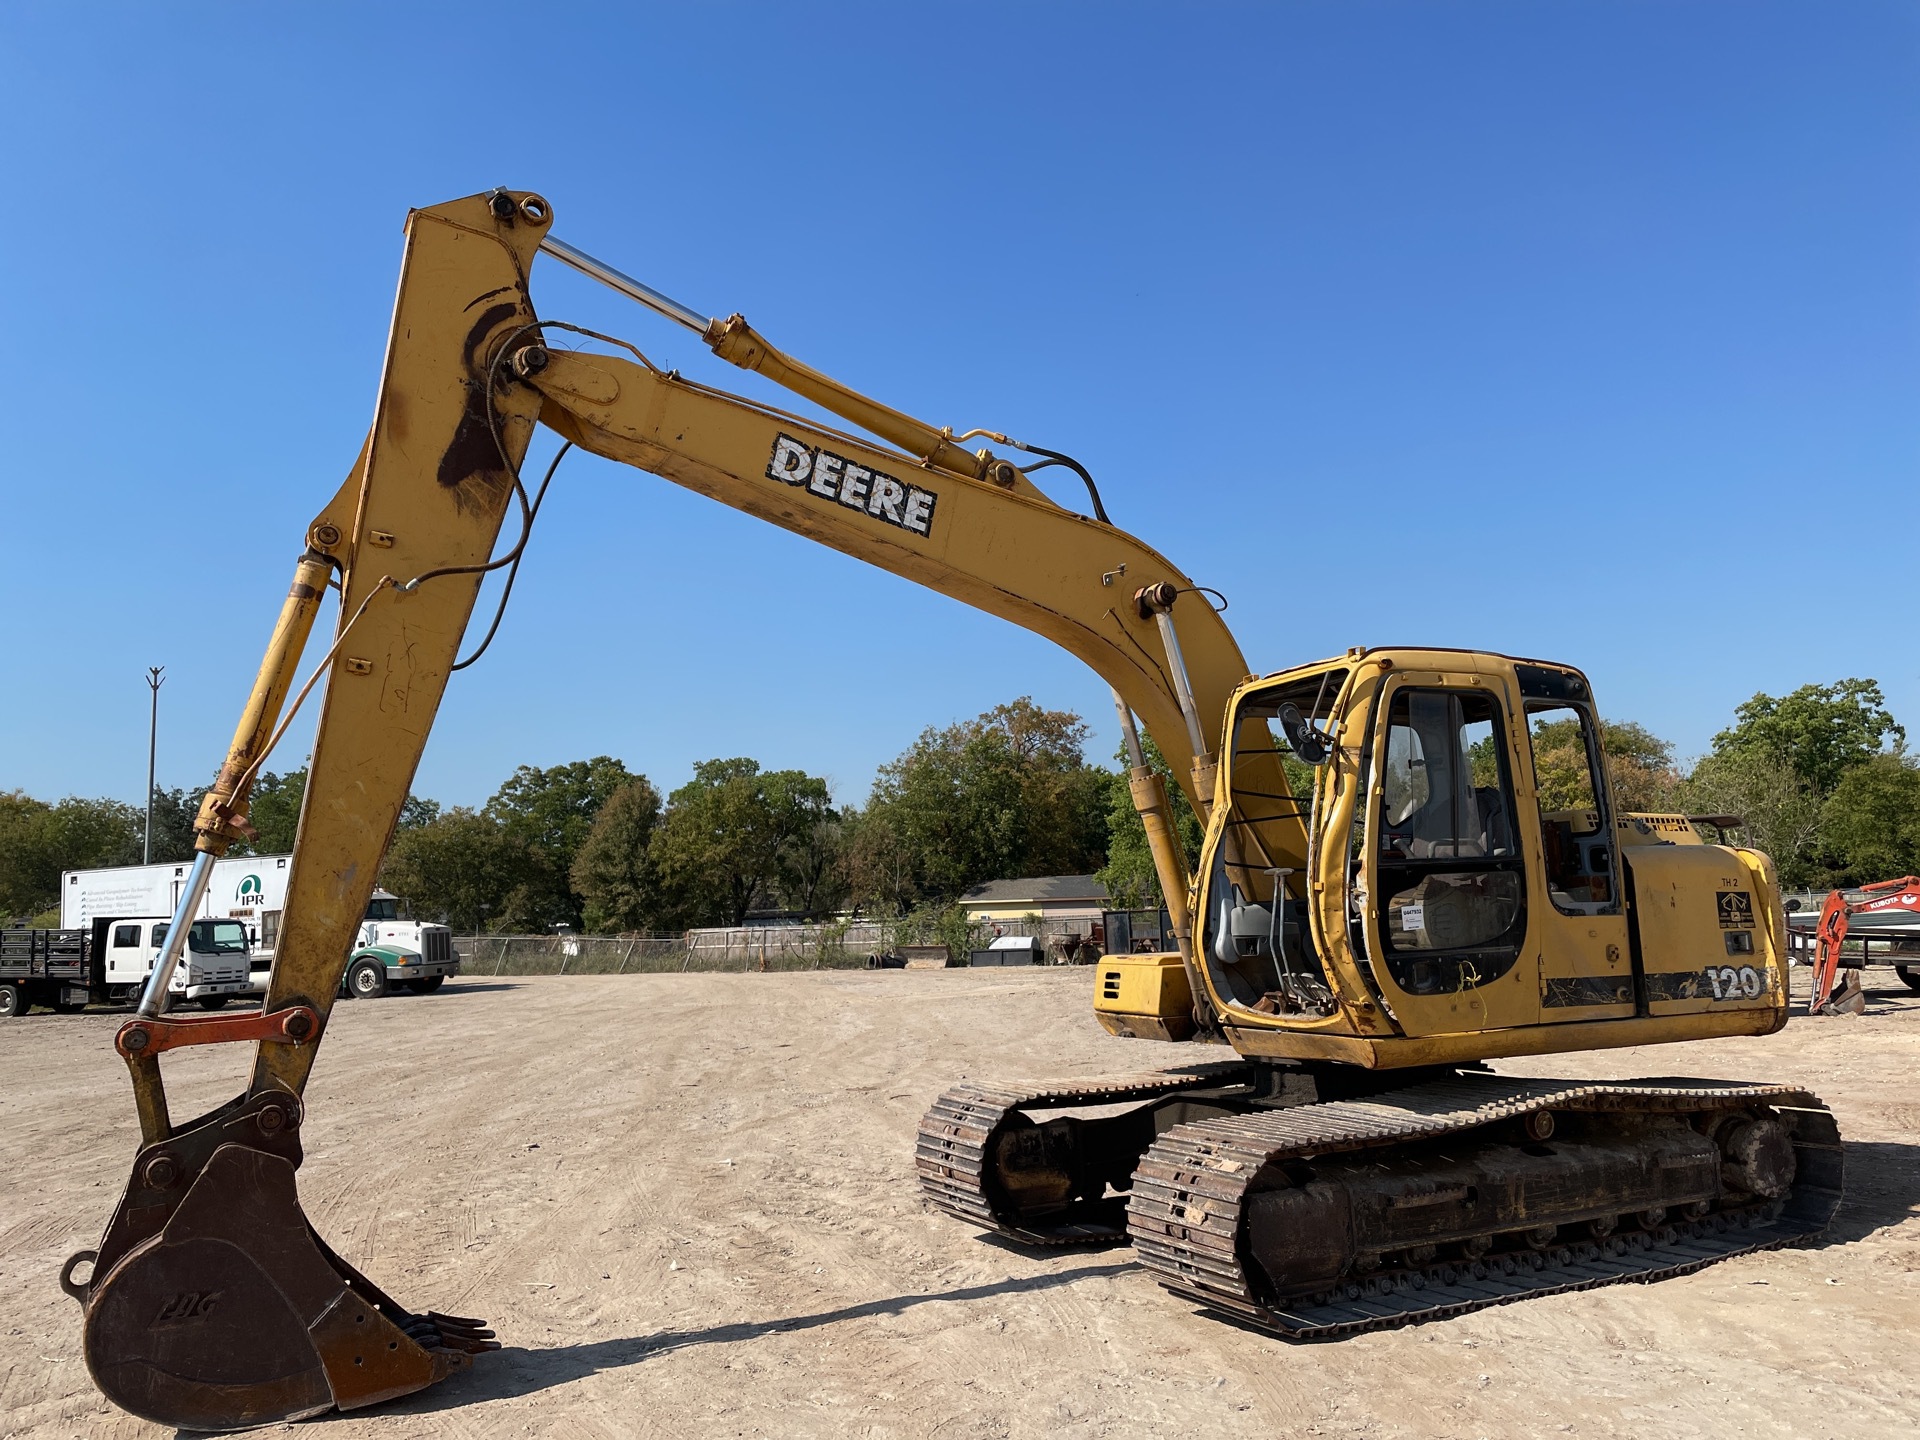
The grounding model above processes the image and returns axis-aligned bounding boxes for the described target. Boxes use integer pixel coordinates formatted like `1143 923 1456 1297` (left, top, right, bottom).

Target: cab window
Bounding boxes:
112 924 140 948
150 923 168 948
1378 691 1515 864
188 920 249 954
1201 669 1346 1013
1372 688 1526 992
365 897 400 922
1526 702 1617 911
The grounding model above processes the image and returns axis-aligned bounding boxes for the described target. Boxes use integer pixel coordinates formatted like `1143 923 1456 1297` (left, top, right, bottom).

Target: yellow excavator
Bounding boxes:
63 190 1841 1431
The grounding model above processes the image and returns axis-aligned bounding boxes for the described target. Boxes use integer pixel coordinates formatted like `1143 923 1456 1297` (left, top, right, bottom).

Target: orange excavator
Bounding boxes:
63 191 1840 1431
1808 875 1920 1012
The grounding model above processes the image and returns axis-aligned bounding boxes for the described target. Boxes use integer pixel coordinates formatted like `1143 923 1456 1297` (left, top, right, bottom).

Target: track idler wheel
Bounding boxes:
65 1092 494 1432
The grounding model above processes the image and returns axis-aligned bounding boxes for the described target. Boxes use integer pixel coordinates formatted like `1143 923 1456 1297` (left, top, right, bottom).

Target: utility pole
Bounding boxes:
144 667 165 864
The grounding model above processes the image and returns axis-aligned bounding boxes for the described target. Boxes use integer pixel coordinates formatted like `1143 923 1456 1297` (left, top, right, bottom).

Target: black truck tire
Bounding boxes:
195 996 230 1011
347 958 388 1000
0 984 26 1018
406 975 446 994
1897 964 1920 993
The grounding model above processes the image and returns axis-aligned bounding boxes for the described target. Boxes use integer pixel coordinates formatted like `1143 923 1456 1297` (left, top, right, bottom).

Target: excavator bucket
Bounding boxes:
65 1091 493 1432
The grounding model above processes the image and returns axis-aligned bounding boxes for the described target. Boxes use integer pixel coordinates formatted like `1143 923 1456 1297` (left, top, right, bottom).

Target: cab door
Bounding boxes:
145 920 189 993
102 923 150 986
1356 670 1537 1035
1510 664 1635 1021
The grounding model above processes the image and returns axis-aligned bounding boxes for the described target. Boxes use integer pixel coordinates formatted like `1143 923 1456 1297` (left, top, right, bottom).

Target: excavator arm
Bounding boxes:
69 188 1287 1430
190 187 1285 1104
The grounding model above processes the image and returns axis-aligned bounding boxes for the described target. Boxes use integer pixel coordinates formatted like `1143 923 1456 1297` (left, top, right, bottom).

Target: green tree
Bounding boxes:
486 756 634 857
398 794 442 832
1680 748 1822 887
865 721 1025 902
0 791 144 918
570 778 663 932
382 808 562 933
53 795 145 871
144 785 208 863
1521 718 1683 814
1712 679 1902 798
859 698 1111 907
0 771 434 923
1817 755 1920 886
245 768 307 854
0 791 57 917
841 806 916 916
777 807 849 919
485 756 634 924
650 759 835 926
1098 735 1202 910
1685 678 1904 886
1601 720 1684 813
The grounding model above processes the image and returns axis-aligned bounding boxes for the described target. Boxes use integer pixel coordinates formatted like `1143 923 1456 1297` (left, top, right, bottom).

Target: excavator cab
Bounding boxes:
998 649 1835 1332
1099 648 1792 1063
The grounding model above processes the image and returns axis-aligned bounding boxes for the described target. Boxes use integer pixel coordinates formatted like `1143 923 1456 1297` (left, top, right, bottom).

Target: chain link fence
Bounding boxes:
452 911 1135 976
454 923 897 976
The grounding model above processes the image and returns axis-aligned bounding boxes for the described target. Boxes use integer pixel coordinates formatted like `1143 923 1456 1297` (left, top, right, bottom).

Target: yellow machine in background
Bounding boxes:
64 192 1840 1431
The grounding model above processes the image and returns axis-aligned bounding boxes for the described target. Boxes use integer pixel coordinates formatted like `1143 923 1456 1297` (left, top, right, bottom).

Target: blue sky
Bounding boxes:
2 2 1914 811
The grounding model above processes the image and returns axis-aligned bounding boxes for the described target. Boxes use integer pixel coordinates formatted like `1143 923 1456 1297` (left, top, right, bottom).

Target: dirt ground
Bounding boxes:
1 966 1915 1440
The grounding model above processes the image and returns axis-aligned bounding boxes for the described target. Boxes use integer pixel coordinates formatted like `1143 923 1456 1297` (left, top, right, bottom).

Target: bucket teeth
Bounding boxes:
307 1226 497 1351
412 1312 499 1353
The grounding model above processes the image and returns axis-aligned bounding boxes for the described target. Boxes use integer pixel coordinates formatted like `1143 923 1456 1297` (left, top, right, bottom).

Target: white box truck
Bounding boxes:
60 855 458 1000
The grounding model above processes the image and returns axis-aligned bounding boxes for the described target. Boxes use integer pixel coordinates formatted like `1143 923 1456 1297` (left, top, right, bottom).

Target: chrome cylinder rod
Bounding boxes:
134 850 215 1018
1150 609 1211 761
538 235 711 336
1112 688 1148 770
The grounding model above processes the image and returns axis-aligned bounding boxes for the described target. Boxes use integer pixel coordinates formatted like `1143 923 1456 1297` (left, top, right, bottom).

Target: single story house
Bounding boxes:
959 875 1109 930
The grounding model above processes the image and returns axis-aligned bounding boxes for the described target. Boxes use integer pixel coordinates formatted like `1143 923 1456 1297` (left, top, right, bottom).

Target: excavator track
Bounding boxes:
1127 1074 1843 1338
916 1063 1255 1244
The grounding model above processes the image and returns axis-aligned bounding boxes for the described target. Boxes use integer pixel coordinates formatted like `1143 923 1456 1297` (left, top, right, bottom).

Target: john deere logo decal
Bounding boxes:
236 875 263 903
766 434 938 537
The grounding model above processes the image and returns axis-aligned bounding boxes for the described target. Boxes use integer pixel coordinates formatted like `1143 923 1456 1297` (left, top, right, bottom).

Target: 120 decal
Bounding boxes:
1704 965 1764 1001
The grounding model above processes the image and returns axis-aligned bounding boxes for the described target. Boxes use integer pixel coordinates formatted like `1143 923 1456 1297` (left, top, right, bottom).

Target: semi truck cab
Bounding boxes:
339 889 460 999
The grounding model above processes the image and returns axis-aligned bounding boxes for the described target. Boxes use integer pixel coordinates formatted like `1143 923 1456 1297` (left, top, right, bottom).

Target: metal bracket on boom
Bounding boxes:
116 1005 321 1060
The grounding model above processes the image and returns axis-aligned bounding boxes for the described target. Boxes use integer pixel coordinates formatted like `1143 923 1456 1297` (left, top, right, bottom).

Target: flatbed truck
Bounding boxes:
0 916 255 1017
